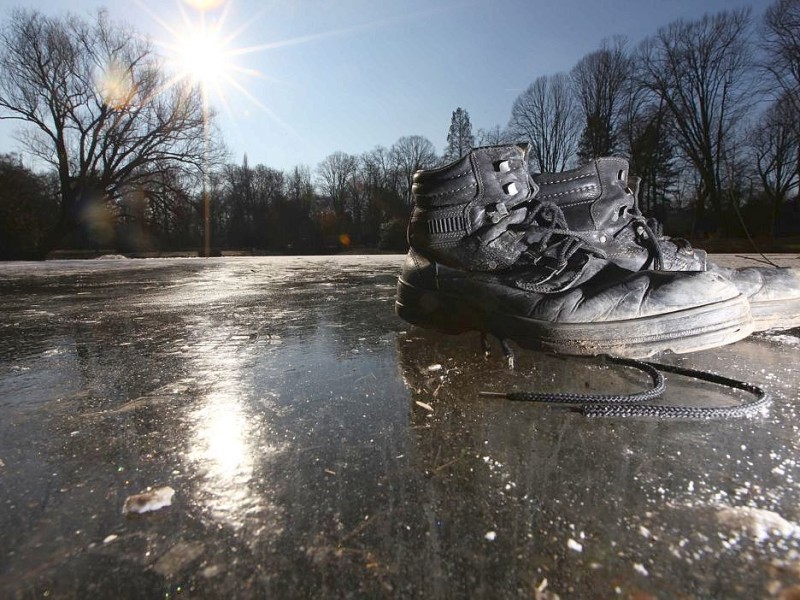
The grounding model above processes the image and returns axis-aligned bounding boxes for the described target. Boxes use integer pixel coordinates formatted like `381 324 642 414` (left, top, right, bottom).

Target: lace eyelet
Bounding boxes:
503 182 519 195
487 202 509 223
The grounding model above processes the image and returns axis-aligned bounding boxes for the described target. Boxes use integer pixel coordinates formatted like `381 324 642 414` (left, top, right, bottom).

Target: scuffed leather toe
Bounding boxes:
709 264 800 330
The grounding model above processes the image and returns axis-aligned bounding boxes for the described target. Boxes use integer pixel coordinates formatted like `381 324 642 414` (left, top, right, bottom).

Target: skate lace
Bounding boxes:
514 192 605 267
615 193 694 270
481 355 769 419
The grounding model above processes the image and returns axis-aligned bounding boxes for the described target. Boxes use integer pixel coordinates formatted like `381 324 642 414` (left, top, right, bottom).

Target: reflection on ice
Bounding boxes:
176 275 285 532
186 386 283 530
190 389 254 485
3 256 800 598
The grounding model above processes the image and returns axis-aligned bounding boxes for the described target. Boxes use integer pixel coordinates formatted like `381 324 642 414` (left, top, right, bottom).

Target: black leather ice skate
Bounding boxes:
396 145 753 358
534 158 800 331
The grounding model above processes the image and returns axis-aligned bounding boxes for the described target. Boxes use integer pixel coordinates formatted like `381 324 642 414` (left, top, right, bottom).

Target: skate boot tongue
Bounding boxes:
585 157 637 230
534 157 633 231
535 158 708 272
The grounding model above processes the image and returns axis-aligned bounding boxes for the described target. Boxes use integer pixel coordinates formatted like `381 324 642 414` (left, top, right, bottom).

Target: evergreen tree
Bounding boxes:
444 108 475 162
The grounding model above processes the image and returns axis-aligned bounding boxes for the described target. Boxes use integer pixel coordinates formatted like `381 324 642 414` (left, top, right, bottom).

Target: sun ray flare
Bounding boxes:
135 0 476 153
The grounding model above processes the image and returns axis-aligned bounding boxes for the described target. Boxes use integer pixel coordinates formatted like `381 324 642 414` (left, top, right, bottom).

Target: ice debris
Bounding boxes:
765 334 800 347
567 538 583 552
415 400 434 412
715 506 799 542
122 486 175 515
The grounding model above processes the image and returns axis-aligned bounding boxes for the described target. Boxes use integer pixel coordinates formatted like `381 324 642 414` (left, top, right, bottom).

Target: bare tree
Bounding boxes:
636 9 755 224
762 0 800 113
443 107 475 162
762 0 800 190
221 155 258 248
315 151 358 217
285 165 314 206
507 73 580 173
361 145 400 196
618 78 678 216
139 166 199 250
0 153 59 258
747 95 799 237
280 165 318 251
475 125 510 147
359 146 407 244
389 135 438 206
571 36 632 161
0 9 216 254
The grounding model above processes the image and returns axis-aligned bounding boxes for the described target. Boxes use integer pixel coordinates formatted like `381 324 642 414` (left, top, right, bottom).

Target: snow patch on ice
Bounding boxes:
714 506 799 542
764 333 800 347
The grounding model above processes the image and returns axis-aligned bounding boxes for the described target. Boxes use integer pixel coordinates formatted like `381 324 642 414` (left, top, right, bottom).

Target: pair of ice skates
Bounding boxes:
395 144 800 359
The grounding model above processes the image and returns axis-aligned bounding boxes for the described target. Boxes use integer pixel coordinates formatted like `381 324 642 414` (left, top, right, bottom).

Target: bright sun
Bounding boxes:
175 25 230 86
141 0 316 134
140 0 243 93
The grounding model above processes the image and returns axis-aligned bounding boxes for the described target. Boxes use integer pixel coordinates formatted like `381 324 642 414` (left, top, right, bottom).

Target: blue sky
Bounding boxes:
0 0 769 172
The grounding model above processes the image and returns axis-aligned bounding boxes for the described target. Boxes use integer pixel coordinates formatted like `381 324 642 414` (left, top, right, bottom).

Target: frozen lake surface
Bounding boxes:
1 254 799 598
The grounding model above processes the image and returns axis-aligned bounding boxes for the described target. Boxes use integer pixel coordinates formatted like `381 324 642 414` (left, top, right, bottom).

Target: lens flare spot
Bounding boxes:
338 233 351 247
97 60 136 109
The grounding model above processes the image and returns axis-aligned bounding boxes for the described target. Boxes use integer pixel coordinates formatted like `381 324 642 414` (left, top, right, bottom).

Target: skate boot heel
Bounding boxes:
395 279 482 335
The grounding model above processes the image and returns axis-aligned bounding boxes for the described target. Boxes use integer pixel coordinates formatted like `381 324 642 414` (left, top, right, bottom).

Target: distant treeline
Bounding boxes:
0 1 798 259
